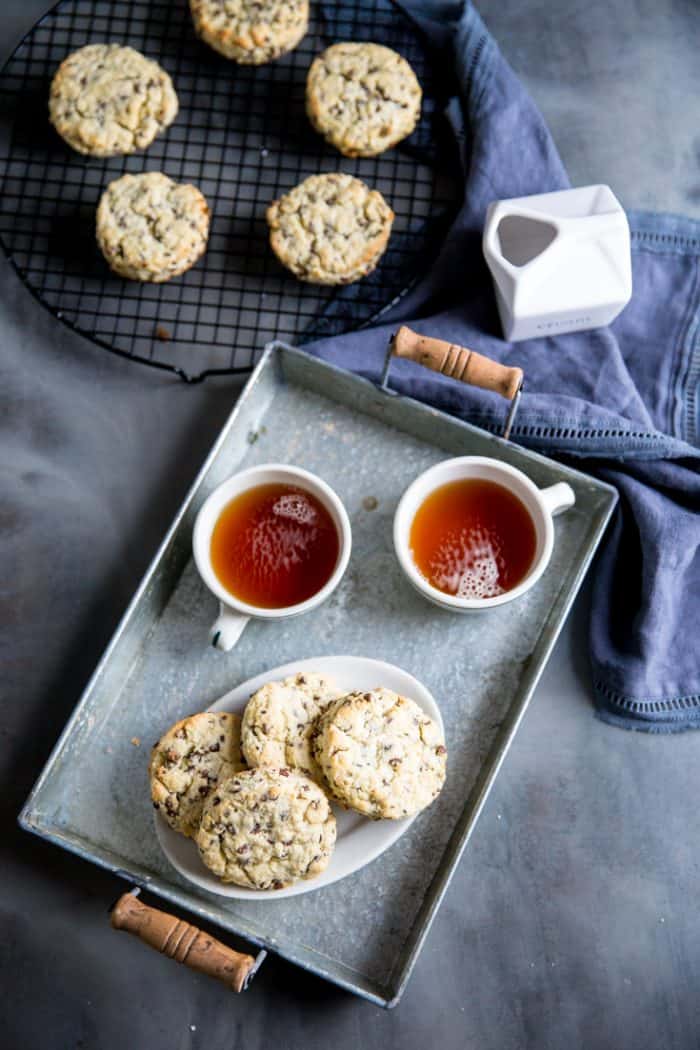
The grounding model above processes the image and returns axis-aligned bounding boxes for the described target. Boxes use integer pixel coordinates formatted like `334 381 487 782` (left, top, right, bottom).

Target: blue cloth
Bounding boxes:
306 1 700 730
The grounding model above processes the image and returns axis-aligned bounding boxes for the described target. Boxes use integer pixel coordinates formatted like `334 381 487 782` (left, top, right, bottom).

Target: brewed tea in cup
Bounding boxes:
210 482 341 609
394 456 575 612
409 477 538 601
193 464 352 650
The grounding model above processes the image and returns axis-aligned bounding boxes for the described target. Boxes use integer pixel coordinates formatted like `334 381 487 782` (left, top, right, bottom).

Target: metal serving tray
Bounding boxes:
20 344 617 1006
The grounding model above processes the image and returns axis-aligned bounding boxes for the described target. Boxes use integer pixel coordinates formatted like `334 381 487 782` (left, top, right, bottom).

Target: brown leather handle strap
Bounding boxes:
391 326 523 400
111 893 260 993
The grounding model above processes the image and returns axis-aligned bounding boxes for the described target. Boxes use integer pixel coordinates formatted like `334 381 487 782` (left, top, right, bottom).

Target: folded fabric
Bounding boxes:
305 0 700 730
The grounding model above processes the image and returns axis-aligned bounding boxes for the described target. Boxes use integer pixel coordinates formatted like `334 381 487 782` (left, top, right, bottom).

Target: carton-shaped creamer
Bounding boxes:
482 185 632 342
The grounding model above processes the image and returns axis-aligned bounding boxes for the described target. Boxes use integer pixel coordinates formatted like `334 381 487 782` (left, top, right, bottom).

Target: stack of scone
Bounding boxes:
150 671 447 891
48 0 425 290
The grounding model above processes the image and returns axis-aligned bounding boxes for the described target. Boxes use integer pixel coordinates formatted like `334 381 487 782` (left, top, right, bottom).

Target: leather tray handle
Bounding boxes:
391 325 523 401
111 892 260 992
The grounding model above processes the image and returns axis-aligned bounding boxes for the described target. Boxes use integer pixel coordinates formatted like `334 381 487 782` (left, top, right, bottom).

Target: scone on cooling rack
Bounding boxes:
49 44 178 157
189 0 309 64
96 171 210 283
266 172 394 285
306 42 422 158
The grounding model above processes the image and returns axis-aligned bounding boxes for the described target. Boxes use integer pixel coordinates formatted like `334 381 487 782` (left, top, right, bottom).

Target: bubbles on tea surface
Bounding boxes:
409 478 536 602
455 551 503 600
272 493 318 527
246 492 325 581
429 526 506 600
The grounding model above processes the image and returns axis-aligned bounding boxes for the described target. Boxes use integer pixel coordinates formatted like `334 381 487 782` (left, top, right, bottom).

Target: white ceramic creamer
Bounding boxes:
482 184 632 342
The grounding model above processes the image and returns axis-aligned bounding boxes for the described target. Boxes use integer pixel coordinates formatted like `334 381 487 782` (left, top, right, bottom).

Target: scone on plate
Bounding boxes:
96 171 210 282
241 671 343 784
196 767 336 889
266 172 394 285
306 42 422 158
49 44 178 157
150 711 247 838
189 0 308 64
312 688 447 819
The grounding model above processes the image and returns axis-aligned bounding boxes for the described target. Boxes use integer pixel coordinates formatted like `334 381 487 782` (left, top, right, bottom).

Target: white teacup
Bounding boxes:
193 463 352 651
393 456 575 612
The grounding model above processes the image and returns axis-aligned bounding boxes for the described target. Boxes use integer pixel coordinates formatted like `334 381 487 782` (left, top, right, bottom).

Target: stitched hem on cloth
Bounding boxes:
459 4 493 116
594 678 700 722
682 299 700 447
629 211 700 448
629 209 700 251
439 410 673 459
594 707 700 734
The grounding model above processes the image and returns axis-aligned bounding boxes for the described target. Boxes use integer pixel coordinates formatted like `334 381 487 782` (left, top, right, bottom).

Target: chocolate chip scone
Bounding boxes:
189 0 308 64
267 173 393 285
306 43 422 158
312 688 447 819
150 712 247 838
96 172 210 282
241 672 343 784
196 767 336 889
49 44 178 157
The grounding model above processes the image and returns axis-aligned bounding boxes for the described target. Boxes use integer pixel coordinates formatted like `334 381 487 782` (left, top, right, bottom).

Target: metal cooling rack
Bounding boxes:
0 0 458 381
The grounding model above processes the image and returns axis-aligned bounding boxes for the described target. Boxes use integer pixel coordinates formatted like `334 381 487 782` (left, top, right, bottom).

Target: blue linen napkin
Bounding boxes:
305 1 700 730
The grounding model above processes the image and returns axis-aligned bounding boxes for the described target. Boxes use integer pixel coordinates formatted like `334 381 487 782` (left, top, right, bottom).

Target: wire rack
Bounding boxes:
0 0 459 381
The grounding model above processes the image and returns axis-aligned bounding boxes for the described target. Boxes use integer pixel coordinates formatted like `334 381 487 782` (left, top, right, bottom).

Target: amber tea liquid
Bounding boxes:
409 479 537 599
210 483 340 609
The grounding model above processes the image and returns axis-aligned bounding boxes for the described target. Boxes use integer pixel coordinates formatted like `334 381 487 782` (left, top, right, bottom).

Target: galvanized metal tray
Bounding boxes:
19 343 617 1006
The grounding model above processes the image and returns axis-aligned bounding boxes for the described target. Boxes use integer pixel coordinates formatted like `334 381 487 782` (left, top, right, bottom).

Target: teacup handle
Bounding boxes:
210 604 250 652
540 482 576 516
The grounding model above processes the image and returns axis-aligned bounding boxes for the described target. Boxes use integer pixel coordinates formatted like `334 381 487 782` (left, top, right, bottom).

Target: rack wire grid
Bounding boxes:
0 0 460 381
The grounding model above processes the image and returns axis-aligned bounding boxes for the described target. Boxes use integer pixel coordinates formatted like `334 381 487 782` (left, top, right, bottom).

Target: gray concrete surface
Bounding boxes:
2 2 700 1048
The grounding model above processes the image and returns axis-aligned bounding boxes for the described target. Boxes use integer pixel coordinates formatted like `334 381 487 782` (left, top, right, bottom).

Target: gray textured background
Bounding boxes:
3 2 700 1048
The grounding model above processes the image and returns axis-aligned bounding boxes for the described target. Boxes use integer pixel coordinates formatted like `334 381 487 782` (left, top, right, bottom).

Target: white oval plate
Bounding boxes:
155 655 443 900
